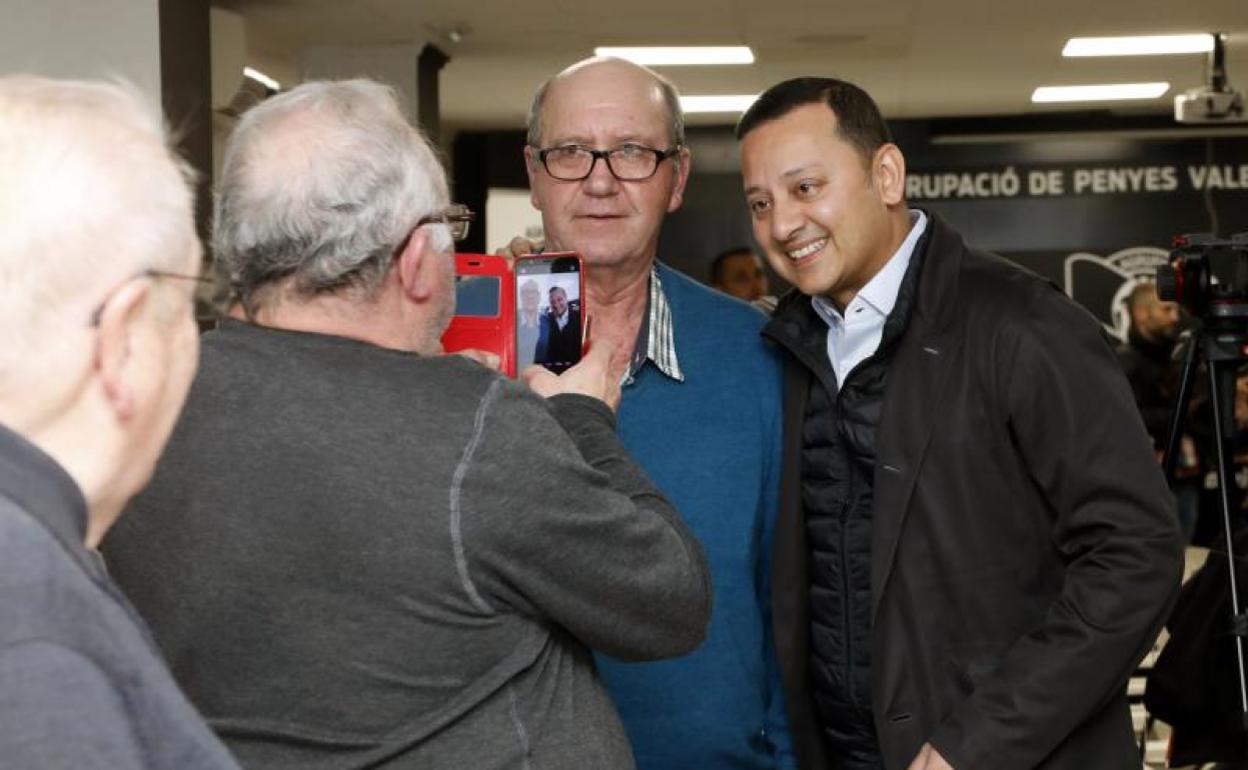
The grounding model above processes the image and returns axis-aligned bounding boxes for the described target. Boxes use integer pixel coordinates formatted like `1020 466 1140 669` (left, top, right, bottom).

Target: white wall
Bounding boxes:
301 43 424 120
486 188 544 254
0 0 161 103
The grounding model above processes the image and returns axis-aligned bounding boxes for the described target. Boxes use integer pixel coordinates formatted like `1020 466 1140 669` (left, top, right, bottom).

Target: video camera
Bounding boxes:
1156 232 1248 319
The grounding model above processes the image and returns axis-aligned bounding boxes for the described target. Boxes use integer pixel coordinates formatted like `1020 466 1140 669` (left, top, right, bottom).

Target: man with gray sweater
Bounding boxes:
0 77 238 769
102 79 711 770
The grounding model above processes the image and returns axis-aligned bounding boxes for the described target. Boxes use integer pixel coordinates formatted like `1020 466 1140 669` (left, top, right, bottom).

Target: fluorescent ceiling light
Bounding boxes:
680 94 759 113
1031 82 1170 103
243 66 281 91
1062 34 1214 57
594 46 754 66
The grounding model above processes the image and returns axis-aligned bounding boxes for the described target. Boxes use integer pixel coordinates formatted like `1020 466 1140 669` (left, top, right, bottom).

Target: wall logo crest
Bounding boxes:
1064 247 1170 342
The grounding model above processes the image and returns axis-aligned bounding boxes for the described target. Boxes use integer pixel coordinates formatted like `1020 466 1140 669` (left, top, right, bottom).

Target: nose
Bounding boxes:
581 154 621 197
769 196 804 245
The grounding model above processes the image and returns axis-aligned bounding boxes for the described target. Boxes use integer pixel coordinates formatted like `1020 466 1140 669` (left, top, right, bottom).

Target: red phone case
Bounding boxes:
440 253 516 377
441 252 586 379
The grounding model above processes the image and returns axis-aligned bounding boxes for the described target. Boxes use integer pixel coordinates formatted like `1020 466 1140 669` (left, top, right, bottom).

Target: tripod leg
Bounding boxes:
1206 356 1248 734
1164 331 1203 481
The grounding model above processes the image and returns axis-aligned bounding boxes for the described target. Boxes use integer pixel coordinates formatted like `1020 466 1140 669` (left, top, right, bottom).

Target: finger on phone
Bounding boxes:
519 364 556 393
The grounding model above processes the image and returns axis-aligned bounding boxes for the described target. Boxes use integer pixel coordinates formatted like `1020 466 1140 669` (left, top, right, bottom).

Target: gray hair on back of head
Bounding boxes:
525 57 686 151
214 79 449 316
0 75 197 386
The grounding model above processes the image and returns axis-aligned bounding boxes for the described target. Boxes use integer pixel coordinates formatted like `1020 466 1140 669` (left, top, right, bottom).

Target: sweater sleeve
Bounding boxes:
0 641 146 769
456 381 712 661
927 285 1184 770
757 354 799 769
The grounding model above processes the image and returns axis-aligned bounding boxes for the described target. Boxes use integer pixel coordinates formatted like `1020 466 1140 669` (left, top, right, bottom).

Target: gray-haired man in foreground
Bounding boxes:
103 79 710 769
0 76 238 769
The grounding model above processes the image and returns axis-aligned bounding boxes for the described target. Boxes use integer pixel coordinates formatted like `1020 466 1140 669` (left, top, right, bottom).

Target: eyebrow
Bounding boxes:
744 162 826 196
780 163 823 179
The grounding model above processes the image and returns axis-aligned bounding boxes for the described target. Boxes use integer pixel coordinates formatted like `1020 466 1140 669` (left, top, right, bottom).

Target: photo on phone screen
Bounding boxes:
515 256 582 374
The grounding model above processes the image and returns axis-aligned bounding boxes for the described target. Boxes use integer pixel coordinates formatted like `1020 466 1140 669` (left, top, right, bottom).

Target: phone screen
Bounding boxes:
515 255 582 374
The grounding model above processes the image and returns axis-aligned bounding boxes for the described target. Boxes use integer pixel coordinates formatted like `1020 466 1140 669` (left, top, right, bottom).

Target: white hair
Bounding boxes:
214 79 450 316
0 76 197 389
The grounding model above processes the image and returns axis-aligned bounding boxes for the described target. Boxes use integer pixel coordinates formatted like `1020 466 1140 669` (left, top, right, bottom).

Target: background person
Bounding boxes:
711 246 772 303
0 75 237 770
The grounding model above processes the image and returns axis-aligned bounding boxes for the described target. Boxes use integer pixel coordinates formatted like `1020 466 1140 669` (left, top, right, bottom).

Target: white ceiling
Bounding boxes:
225 0 1248 132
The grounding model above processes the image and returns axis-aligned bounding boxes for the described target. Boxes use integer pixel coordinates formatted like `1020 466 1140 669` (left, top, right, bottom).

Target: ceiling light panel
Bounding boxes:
1031 83 1171 102
243 66 281 90
1062 34 1214 57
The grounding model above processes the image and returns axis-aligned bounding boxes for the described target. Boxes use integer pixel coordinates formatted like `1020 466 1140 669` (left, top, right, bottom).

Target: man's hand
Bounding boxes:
905 743 954 770
494 236 544 269
520 333 620 411
453 349 501 371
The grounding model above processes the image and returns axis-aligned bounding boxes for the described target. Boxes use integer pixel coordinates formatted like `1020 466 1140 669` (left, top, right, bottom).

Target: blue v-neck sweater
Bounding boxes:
596 262 796 769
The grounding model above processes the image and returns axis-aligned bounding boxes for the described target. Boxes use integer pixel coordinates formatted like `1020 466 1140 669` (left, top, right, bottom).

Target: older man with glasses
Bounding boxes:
509 57 795 770
103 78 711 770
0 76 238 769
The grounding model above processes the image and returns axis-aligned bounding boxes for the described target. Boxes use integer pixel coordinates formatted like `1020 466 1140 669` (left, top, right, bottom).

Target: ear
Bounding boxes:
872 143 906 207
524 145 543 211
395 227 438 303
94 279 152 422
666 145 693 214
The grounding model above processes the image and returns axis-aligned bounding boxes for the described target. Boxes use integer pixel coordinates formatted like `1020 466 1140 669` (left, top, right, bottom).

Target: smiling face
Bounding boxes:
549 286 568 317
525 60 690 272
740 102 907 307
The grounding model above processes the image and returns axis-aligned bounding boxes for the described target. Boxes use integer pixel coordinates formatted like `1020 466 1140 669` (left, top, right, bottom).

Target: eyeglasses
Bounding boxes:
88 269 213 327
416 203 475 242
535 144 681 182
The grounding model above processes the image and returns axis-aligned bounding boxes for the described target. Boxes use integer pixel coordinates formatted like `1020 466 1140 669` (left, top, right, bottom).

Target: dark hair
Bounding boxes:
735 77 892 165
710 247 757 285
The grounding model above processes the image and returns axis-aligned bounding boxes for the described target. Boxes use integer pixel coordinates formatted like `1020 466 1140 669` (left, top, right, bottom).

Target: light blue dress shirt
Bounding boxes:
812 210 927 385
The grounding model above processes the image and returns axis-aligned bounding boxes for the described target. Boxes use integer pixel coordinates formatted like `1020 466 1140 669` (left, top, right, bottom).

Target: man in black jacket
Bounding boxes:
1116 282 1182 447
736 77 1184 770
537 285 583 373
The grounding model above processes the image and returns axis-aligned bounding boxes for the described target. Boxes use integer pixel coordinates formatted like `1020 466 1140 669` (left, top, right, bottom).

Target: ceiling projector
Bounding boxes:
1175 32 1247 124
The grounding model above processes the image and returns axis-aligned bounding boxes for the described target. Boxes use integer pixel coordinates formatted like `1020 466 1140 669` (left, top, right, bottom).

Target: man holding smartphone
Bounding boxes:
513 57 795 769
103 78 711 770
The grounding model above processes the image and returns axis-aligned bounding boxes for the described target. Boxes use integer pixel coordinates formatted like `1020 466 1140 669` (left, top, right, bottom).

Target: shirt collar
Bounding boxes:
0 421 90 554
624 264 684 386
812 209 927 323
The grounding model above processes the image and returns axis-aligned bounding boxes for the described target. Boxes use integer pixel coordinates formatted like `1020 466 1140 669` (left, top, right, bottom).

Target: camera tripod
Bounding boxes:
1163 304 1248 739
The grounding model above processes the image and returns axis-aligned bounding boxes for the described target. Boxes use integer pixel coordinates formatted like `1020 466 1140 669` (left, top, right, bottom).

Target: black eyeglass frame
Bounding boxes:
415 203 476 243
88 269 213 327
534 144 682 182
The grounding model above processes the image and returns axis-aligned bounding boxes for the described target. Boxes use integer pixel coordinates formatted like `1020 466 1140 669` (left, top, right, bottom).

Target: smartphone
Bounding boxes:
441 253 516 376
514 253 585 374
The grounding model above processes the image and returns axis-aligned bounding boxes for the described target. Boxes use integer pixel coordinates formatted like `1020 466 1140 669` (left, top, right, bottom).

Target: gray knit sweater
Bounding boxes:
103 319 711 770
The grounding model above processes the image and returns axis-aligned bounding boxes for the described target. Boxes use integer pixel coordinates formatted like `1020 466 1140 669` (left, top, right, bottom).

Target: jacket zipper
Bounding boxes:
840 450 856 710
